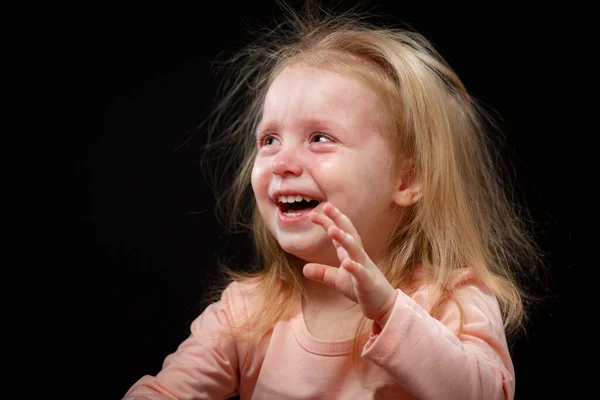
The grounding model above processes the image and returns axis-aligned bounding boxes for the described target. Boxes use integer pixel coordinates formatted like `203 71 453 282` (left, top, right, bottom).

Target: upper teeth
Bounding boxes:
278 195 315 203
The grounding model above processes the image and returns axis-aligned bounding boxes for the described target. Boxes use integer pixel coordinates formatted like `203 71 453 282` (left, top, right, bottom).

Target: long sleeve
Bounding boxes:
362 270 515 400
122 282 246 400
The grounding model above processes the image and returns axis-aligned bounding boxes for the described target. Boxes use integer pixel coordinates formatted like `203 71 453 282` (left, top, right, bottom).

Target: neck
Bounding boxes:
289 256 359 314
304 278 356 307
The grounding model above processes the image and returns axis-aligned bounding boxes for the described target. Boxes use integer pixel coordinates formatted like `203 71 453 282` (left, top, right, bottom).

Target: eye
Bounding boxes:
311 133 333 143
257 133 281 147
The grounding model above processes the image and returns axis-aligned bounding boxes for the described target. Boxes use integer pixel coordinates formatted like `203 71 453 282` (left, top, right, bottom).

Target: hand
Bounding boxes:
303 202 397 327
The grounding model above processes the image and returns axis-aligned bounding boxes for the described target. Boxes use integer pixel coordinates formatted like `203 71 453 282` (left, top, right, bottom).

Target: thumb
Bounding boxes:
303 263 338 289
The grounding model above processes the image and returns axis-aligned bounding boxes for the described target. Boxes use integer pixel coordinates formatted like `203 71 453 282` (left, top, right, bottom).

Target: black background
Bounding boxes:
7 1 576 399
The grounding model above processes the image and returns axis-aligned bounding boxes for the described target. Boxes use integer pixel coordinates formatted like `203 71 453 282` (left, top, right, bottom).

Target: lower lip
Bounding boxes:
277 206 318 226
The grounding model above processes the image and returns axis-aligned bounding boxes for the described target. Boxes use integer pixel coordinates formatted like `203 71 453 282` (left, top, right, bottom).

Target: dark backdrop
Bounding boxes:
7 1 575 399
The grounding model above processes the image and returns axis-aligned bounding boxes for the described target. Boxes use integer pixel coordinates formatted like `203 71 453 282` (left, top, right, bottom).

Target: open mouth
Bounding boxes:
277 196 320 214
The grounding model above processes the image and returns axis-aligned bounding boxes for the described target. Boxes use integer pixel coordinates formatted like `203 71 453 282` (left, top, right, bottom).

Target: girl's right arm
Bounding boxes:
122 282 244 400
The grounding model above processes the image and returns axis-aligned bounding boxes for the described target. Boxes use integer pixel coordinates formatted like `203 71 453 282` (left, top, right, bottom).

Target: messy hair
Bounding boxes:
197 0 542 354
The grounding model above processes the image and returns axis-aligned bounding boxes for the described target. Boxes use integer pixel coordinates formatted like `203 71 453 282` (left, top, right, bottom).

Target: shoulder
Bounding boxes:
410 268 506 338
217 279 265 327
410 267 497 304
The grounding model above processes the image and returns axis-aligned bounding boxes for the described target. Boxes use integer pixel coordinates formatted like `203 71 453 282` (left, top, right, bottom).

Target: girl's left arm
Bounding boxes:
362 270 516 400
305 204 516 400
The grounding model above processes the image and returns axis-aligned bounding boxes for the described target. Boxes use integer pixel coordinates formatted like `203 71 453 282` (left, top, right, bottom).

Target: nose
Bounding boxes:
272 147 303 176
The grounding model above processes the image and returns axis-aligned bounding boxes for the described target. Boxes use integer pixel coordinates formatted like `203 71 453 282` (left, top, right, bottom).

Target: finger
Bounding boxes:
311 211 348 260
335 241 349 261
303 263 339 289
328 224 368 265
309 209 335 232
323 203 361 241
341 258 370 294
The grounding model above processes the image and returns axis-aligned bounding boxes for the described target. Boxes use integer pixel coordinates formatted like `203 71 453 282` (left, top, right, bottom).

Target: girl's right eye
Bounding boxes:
257 133 280 147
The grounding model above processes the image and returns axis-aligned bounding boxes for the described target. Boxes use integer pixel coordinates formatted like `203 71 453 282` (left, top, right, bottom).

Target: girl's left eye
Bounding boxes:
311 133 332 143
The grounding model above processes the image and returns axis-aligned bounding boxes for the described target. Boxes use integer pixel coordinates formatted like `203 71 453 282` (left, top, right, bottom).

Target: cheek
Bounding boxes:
318 159 363 194
251 160 269 197
316 159 345 185
326 160 391 207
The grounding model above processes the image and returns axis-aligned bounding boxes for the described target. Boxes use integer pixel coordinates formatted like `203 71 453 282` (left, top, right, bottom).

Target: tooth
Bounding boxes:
278 194 317 203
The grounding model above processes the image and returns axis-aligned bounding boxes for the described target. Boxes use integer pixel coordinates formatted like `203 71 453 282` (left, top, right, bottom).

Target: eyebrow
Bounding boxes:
255 117 349 136
255 120 272 135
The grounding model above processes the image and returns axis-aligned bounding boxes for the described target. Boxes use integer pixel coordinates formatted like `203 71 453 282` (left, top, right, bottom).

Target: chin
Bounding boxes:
278 239 319 259
278 238 337 266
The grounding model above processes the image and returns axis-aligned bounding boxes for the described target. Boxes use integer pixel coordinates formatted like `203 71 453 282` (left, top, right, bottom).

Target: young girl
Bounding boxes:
123 3 541 399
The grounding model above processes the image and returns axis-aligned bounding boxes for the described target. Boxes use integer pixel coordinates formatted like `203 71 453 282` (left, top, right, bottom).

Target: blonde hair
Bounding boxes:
198 1 542 351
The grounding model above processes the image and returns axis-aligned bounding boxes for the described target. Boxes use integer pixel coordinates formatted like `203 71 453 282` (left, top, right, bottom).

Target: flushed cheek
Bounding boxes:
314 162 357 196
251 162 271 202
318 164 383 216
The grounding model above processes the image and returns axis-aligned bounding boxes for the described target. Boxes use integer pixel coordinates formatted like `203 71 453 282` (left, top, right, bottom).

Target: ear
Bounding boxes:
392 158 422 207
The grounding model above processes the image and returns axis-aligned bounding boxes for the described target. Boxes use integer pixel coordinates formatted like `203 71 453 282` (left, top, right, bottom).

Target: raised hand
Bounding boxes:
303 202 398 327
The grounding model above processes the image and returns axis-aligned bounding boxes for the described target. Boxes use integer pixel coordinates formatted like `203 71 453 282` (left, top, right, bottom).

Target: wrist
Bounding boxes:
376 289 397 329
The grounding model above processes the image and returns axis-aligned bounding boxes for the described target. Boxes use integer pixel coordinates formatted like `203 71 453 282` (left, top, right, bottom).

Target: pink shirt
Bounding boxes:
123 269 515 399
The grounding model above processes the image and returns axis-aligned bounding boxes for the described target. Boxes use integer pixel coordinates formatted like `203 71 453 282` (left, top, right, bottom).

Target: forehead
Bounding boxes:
261 64 383 124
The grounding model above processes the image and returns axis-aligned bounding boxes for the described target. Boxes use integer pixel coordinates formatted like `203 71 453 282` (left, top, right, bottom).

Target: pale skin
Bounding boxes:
304 202 398 329
251 63 422 335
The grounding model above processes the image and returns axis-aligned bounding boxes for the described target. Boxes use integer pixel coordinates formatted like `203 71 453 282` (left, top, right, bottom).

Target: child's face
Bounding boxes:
251 63 402 266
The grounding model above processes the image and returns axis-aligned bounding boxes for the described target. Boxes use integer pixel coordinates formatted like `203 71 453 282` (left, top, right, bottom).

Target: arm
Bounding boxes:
362 271 515 400
122 283 245 400
304 205 514 399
